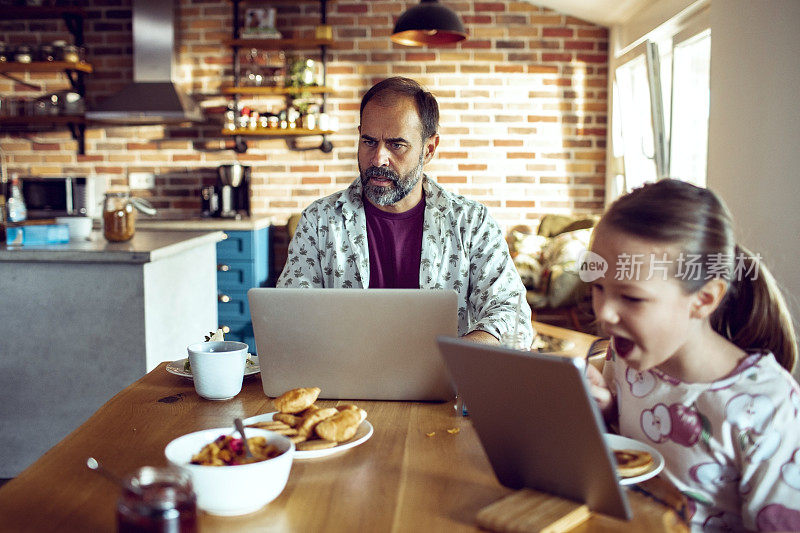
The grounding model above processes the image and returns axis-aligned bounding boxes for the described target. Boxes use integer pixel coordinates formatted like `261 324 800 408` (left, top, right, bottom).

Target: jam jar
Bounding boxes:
116 466 197 533
103 190 136 242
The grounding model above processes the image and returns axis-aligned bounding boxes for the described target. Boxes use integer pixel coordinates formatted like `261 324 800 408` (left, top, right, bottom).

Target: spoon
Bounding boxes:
86 457 140 494
234 418 254 459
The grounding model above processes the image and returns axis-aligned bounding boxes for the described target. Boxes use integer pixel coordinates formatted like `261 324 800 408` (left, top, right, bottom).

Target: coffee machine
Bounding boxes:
215 164 250 218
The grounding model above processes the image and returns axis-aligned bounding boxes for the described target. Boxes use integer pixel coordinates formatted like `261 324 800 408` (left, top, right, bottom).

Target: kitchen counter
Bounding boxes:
136 215 272 231
0 229 224 263
0 228 225 477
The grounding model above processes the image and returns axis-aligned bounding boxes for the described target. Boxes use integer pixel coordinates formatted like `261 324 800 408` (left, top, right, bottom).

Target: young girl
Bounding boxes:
586 179 800 531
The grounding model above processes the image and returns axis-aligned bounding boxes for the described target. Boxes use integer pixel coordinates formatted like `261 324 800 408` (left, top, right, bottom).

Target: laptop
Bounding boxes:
437 336 632 520
248 288 458 401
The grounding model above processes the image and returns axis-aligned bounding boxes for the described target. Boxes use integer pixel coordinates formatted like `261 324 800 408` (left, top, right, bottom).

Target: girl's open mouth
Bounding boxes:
613 336 635 358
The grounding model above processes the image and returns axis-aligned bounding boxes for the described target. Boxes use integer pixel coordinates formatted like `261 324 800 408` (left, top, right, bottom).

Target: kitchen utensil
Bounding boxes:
217 163 245 187
234 418 254 459
86 457 141 495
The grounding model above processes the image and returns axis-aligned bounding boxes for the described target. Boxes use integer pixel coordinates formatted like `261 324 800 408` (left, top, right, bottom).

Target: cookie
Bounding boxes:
247 420 290 430
272 387 321 414
296 439 338 451
336 404 368 423
614 449 654 478
315 409 361 442
290 434 307 444
273 413 301 427
297 407 339 437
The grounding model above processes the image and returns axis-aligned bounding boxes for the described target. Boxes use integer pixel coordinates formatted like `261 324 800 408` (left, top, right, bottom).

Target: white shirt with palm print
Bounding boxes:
277 176 533 345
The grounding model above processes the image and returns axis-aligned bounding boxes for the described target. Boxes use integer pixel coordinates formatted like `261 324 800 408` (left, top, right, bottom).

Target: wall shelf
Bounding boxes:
222 128 335 137
0 8 89 155
224 37 333 49
0 62 93 74
0 116 86 126
0 116 86 155
222 86 332 96
224 0 333 153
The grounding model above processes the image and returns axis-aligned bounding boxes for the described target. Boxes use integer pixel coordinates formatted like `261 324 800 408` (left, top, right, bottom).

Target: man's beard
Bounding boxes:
360 151 424 206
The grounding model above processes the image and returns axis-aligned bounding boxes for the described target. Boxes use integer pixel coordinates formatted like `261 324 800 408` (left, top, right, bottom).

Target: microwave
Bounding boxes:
20 176 89 219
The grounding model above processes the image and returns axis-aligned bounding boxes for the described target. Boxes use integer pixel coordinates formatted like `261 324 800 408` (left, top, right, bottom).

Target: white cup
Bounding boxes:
55 216 93 241
187 341 248 400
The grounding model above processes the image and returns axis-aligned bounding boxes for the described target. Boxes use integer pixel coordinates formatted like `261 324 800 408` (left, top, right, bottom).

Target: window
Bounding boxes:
609 9 711 196
668 29 711 186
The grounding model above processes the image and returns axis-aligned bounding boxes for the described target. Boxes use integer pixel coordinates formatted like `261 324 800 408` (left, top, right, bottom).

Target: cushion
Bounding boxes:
510 222 595 308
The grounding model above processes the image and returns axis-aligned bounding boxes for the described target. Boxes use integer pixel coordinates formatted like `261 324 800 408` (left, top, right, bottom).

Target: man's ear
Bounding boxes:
691 279 728 319
423 134 440 164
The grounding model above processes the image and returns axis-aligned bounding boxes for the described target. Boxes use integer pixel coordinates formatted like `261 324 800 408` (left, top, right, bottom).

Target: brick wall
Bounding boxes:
1 0 608 256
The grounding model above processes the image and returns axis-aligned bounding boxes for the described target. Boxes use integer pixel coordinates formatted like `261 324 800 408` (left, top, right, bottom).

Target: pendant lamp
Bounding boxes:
391 0 468 47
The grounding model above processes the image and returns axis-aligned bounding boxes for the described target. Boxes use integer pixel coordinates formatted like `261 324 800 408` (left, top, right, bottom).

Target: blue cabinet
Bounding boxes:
216 227 270 353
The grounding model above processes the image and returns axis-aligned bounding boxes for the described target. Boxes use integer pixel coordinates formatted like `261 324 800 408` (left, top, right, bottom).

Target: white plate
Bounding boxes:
604 433 665 485
243 411 374 460
166 355 260 379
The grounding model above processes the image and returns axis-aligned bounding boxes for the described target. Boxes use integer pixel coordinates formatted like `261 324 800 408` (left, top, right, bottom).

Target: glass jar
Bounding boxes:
103 190 136 242
14 45 33 64
62 44 81 63
116 466 197 533
500 331 530 350
38 44 55 62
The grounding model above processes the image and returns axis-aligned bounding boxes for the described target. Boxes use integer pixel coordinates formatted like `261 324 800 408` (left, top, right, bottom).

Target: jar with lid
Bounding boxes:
14 45 33 64
116 466 197 533
38 44 55 62
62 44 82 63
102 188 156 242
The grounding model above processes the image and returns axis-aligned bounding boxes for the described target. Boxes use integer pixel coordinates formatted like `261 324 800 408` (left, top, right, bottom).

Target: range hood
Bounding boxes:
86 0 202 124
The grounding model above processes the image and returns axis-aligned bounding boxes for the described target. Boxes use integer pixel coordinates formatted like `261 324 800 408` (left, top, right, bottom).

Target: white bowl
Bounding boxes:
164 427 294 516
55 216 93 241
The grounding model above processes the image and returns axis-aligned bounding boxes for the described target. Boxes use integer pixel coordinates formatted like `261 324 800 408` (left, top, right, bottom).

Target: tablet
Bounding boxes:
437 336 631 519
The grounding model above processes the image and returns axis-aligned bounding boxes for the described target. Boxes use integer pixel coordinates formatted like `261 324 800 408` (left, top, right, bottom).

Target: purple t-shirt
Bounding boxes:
364 195 425 288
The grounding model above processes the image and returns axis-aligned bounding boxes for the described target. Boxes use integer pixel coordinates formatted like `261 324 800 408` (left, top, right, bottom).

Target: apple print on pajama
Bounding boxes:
641 403 711 447
781 449 800 491
704 511 743 531
626 367 656 397
690 462 740 487
756 504 800 531
743 430 781 464
725 393 774 433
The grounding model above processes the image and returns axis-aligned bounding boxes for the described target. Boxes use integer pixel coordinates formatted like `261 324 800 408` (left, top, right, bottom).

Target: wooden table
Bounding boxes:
0 363 685 532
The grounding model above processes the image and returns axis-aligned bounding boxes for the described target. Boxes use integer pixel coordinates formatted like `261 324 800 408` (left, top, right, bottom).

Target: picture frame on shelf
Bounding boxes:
242 8 282 39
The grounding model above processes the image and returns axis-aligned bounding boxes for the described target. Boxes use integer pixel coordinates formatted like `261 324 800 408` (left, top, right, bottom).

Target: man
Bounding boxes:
277 77 533 346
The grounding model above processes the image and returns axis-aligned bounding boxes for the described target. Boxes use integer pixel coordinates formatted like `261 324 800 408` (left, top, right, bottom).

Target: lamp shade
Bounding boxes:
391 0 468 46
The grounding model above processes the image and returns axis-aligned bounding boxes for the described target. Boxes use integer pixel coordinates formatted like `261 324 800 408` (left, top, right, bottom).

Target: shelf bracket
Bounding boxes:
64 69 85 96
233 135 248 154
67 121 86 155
285 135 332 153
62 13 84 47
0 72 42 91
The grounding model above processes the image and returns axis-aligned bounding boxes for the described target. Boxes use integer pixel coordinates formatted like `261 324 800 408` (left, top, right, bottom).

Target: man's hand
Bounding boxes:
586 363 615 420
461 330 500 344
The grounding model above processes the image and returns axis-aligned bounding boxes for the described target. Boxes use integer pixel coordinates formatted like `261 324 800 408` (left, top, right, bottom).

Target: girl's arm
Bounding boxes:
737 382 800 531
586 363 617 424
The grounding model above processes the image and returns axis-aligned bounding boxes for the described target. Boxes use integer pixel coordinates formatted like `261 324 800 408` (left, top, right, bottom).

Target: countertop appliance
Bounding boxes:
216 164 250 218
20 176 89 219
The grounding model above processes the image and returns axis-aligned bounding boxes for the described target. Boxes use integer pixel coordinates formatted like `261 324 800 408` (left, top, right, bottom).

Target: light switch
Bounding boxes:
129 172 155 190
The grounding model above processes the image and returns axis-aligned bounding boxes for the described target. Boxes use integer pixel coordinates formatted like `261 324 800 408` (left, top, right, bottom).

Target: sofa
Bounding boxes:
506 214 599 331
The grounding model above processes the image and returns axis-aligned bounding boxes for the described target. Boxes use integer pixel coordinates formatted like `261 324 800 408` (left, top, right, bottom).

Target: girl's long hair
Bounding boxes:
600 179 797 372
